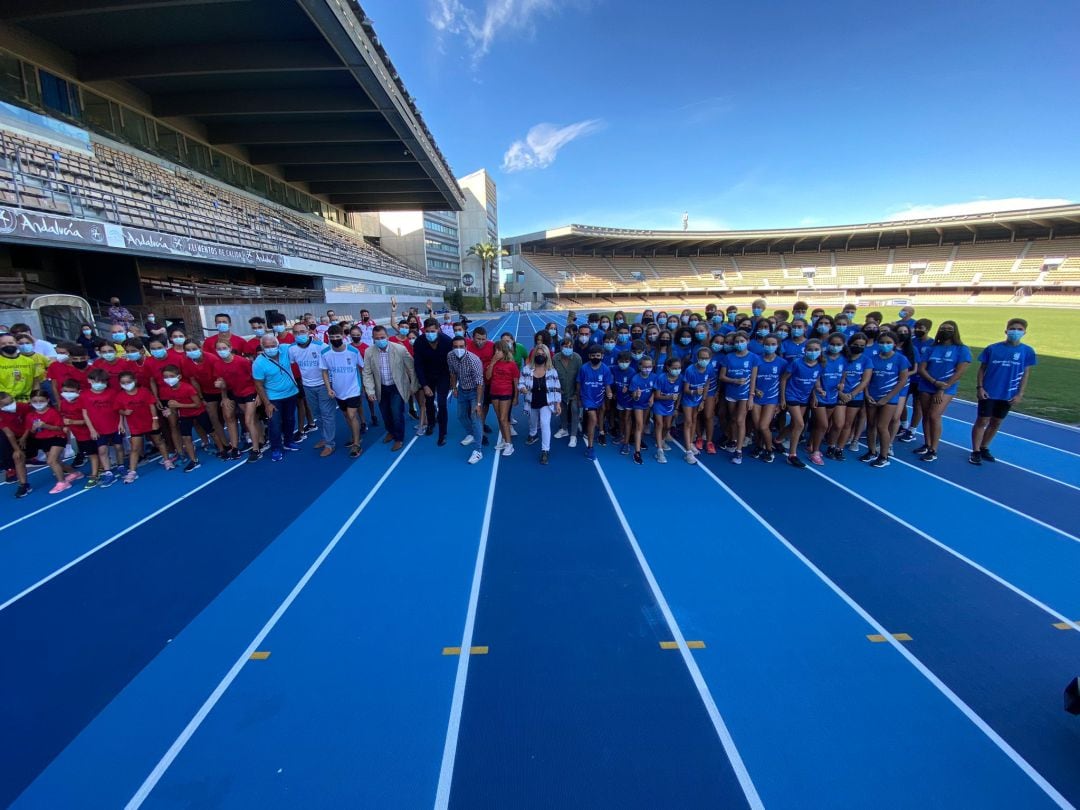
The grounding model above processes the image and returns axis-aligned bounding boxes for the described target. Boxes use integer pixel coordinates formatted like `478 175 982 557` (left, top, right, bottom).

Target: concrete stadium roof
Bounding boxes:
0 0 464 212
504 204 1080 255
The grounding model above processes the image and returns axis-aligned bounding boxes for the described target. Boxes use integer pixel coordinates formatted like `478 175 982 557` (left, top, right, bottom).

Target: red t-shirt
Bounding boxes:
165 380 205 417
24 405 66 439
167 346 188 362
215 355 255 397
59 397 91 441
0 402 30 436
243 336 263 358
489 360 520 397
203 333 248 356
144 356 176 392
94 357 134 386
182 355 220 395
46 362 88 390
127 359 155 390
390 335 415 356
467 339 495 366
277 331 295 344
117 387 159 434
83 389 121 434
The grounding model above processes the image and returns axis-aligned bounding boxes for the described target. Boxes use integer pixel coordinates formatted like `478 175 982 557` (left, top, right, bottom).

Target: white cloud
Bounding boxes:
429 0 564 63
885 197 1073 221
501 119 603 172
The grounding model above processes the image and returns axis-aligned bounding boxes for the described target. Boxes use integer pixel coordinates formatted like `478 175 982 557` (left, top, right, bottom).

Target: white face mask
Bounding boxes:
31 401 48 411
121 381 137 391
163 377 181 387
55 353 70 363
90 382 108 392
453 347 466 359
1 402 16 412
61 391 79 402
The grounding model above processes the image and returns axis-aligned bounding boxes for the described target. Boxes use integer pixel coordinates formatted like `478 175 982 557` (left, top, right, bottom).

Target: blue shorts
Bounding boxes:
682 395 703 409
652 402 676 417
582 399 605 412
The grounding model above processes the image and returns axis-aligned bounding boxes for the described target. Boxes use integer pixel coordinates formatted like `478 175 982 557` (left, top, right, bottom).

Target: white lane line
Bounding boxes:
923 436 1080 493
953 398 1080 434
433 451 501 809
126 437 419 809
592 456 765 810
0 462 246 614
867 445 1080 545
942 415 1080 459
804 465 1080 632
0 487 89 534
682 442 1074 809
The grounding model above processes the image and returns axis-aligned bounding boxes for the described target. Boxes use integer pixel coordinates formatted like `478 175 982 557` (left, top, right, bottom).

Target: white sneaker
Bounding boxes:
510 425 518 436
502 443 514 457
460 435 475 446
690 445 700 456
511 416 518 424
685 451 697 465
661 441 670 452
656 449 667 464
495 438 506 451
415 424 426 436
568 435 578 448
554 428 568 439
468 450 482 464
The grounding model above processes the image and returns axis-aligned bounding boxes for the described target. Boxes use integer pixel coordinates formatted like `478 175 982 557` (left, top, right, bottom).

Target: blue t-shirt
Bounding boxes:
252 350 299 400
917 343 973 395
672 342 694 361
781 338 808 361
601 346 619 367
818 356 846 405
577 362 613 407
783 358 822 404
867 352 911 404
681 364 712 408
629 371 656 410
978 341 1037 401
841 354 870 401
612 365 635 409
754 355 785 405
722 352 760 400
747 338 766 356
652 373 681 416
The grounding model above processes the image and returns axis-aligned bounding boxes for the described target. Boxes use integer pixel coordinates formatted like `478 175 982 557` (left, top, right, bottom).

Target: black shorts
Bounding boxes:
336 396 363 411
130 429 161 440
786 400 810 408
846 399 865 409
202 392 222 404
29 436 67 451
230 393 258 405
0 431 12 467
178 412 212 435
977 398 1011 420
816 402 837 410
96 432 123 448
489 393 512 402
76 438 98 454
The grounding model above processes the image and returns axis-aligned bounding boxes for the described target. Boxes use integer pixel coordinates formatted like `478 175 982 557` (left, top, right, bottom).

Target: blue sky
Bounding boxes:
366 0 1079 237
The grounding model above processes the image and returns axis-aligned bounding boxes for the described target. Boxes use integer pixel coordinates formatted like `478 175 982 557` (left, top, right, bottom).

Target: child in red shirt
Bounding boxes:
117 370 172 481
23 388 81 494
0 392 31 497
180 340 229 458
161 364 206 472
81 368 124 487
213 342 262 460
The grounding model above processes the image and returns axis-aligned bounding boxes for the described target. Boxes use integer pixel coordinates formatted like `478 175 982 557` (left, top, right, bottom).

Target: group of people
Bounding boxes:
0 297 1037 500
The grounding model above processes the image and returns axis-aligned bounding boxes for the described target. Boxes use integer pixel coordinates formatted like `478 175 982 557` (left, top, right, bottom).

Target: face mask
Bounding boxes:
125 351 142 361
794 313 807 321
659 338 671 347
454 330 464 338
217 349 232 359
590 357 602 366
424 332 440 343
640 367 653 376
694 332 707 342
171 336 186 345
816 325 830 335
734 342 748 352
252 328 265 337
727 313 737 323
0 402 15 412
631 352 643 361
72 360 88 369
186 350 202 360
273 325 286 334
55 353 70 363
936 331 954 342
146 315 156 323
804 350 821 361
756 329 769 338
914 330 927 338
150 348 167 359
534 354 547 365
561 347 574 357
374 338 389 349
603 342 616 351
120 381 136 392
827 344 843 354
548 329 557 338
864 327 879 337
263 346 280 357
61 391 79 402
776 333 789 341
668 368 680 377
763 346 778 356
879 343 894 354
696 358 709 368
791 328 804 338
752 307 764 317
614 319 625 327
91 381 108 392
646 334 658 344
688 319 699 328
31 401 48 411
453 348 466 359
723 345 734 353
617 361 630 370
898 311 908 319
679 337 692 346
14 344 30 355
850 345 865 355
216 323 230 333
667 321 679 330
163 376 180 387
331 321 340 327
711 342 723 352
296 335 311 345
1006 329 1025 342
600 322 610 331
589 322 599 331
617 334 630 344
329 338 344 347
111 332 126 341
579 335 590 344
82 328 93 337
711 316 723 326
397 328 409 336
844 312 856 320
408 337 416 345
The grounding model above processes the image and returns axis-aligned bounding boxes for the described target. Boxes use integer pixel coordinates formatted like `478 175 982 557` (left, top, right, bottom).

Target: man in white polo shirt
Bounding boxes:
289 322 336 457
320 325 365 458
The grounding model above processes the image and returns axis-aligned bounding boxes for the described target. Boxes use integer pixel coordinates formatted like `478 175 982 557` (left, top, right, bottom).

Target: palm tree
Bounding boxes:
466 242 506 312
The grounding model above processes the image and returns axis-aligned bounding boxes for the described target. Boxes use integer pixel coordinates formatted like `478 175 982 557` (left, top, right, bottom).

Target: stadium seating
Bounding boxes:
0 127 424 282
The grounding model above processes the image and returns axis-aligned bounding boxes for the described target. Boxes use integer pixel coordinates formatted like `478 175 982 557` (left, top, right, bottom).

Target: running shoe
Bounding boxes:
824 446 838 460
554 428 568 439
568 436 578 448
762 451 775 464
584 445 595 461
684 451 697 465
184 459 202 473
495 438 506 451
871 455 890 468
283 442 302 452
723 440 738 453
216 449 229 460
913 444 930 455
271 449 284 462
73 453 87 467
502 444 514 457
84 477 98 489
540 451 549 465
809 451 825 466
247 449 260 463
732 451 743 465
49 481 71 495
920 450 937 463
859 451 877 463
787 455 806 469
633 451 643 465
15 483 30 498
122 470 138 484
968 451 982 465
694 437 704 451
64 471 84 483
359 422 368 435
979 448 997 463
510 425 518 436
461 435 475 446
100 470 116 488
468 450 483 465
655 449 667 464
597 432 606 447
227 447 242 461
349 446 362 459
526 434 539 446
620 443 630 456
114 464 128 477
706 441 717 455
897 427 916 442
834 448 845 462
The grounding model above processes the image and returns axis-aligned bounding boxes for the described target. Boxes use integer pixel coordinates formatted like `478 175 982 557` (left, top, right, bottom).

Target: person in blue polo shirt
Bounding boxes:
833 333 870 460
628 355 656 465
652 356 682 464
970 318 1036 465
751 336 784 463
779 340 824 469
577 346 613 461
612 351 636 455
717 332 759 464
913 320 971 462
861 331 911 468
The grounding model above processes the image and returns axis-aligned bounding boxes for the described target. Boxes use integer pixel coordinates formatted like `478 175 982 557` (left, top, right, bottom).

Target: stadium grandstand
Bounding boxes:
0 0 460 341
504 205 1080 310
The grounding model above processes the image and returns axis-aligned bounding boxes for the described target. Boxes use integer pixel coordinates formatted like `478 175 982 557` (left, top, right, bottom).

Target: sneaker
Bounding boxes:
84 477 98 489
620 443 630 456
184 459 202 473
292 432 306 443
732 451 743 465
661 440 671 452
762 450 775 464
633 450 643 465
554 428 568 439
100 470 116 488
49 481 71 495
4 468 15 483
283 442 302 452
122 470 138 484
750 446 764 460
468 449 483 464
809 451 825 466
694 437 704 451
216 449 229 460
461 435 475 446
898 428 916 442
585 445 595 461
495 438 506 451
871 455 890 468
526 434 539 446
684 451 697 465
725 440 739 453
859 451 877 463
64 471 84 483
597 433 606 446
359 422 368 436
271 449 284 462
415 424 426 437
15 483 30 498
690 444 700 456
73 452 87 467
247 450 260 463
834 448 845 462
979 448 997 463
655 449 667 464
540 451 549 465
787 455 806 469
706 441 717 455
568 436 578 448
968 452 982 466
349 446 362 459
913 444 930 456
227 447 242 461
502 444 514 457
920 450 937 463
114 464 128 477
510 426 518 437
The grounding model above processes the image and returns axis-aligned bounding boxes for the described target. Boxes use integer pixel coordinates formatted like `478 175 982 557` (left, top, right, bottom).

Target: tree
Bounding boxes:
466 242 506 312
448 286 465 313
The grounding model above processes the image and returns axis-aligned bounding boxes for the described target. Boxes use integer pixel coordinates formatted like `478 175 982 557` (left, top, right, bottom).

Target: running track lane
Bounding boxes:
691 450 1080 806
596 450 1060 807
446 437 754 809
930 420 1080 488
0 441 375 808
945 399 1080 453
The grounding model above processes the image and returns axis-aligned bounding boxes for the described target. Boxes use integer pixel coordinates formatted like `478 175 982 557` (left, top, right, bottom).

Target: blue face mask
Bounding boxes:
879 343 894 354
111 332 126 341
296 334 311 345
816 324 830 335
688 319 699 328
561 347 574 357
273 325 286 334
171 336 186 345
763 346 777 355
217 348 232 359
711 315 723 325
617 361 630 370
374 338 389 349
615 319 624 327
723 344 734 353
398 328 409 336
898 311 908 319
263 346 279 357
827 344 843 354
600 322 610 331
548 329 557 337
804 350 821 361
791 327 804 338
696 358 710 368
617 334 630 344
752 307 764 317
125 351 141 361
100 351 117 361
756 328 770 337
17 344 33 354
640 367 653 376
631 351 643 360
579 335 590 344
603 342 616 351
185 350 202 360
711 342 723 352
425 332 439 342
1006 329 1025 342
217 323 230 333
679 336 692 346
150 348 167 359
727 313 737 323
667 321 678 330
734 342 748 352
454 330 464 338
668 368 681 377
253 328 265 337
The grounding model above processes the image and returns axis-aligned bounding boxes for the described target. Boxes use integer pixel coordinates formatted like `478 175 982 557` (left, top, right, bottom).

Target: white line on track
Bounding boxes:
942 415 1080 458
0 461 247 614
926 436 1080 493
953 398 1080 434
126 437 418 809
433 450 501 809
0 487 89 534
591 455 765 810
680 440 1074 809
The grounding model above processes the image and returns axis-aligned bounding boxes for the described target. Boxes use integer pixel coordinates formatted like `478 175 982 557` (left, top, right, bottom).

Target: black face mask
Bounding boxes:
0 345 17 357
534 354 547 365
72 360 88 369
864 327 879 336
350 336 362 344
849 345 865 354
658 339 671 347
590 357 602 366
329 338 344 347
914 330 927 337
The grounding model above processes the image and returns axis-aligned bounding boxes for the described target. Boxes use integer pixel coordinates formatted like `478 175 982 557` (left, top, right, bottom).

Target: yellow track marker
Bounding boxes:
1052 621 1080 630
442 646 489 655
249 651 271 660
867 633 912 643
659 640 705 649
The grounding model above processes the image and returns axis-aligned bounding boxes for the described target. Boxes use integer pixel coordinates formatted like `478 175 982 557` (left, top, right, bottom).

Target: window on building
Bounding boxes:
38 70 75 117
152 123 182 161
425 238 457 254
427 258 460 271
424 218 457 237
185 139 211 173
119 107 149 147
0 53 26 103
81 90 117 135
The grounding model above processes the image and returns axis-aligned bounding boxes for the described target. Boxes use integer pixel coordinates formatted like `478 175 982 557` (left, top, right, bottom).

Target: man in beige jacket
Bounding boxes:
362 325 417 451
